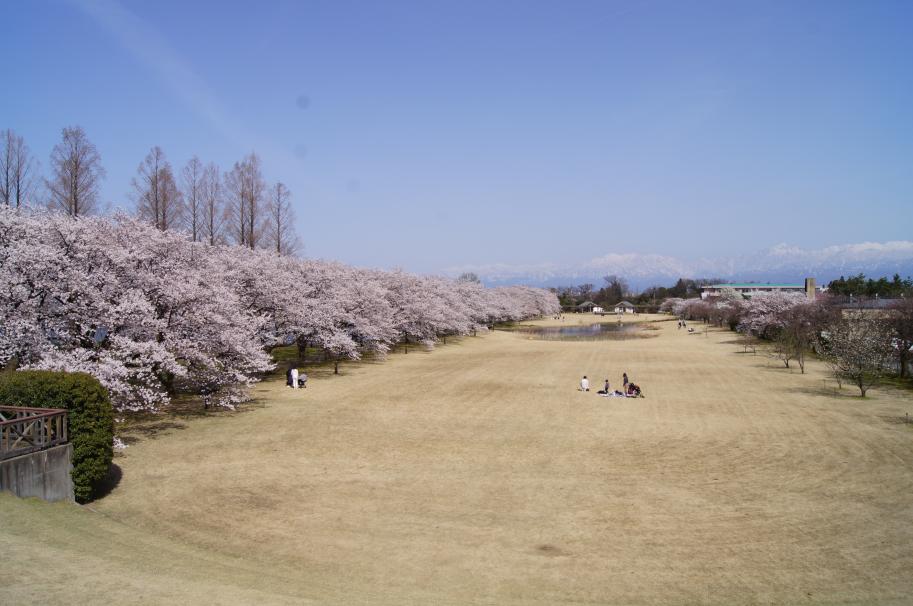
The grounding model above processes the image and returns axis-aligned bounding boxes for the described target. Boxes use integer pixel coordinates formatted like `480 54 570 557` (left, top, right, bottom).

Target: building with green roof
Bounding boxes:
701 278 818 300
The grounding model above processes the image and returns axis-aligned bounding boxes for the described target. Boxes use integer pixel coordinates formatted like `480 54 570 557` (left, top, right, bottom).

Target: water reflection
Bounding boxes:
513 323 640 341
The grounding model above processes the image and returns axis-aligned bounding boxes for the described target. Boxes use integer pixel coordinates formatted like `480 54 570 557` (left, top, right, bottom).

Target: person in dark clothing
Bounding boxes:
623 373 629 389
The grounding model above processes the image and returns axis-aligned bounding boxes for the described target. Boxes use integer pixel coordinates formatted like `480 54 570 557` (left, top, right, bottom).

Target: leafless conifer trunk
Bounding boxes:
224 153 266 249
0 130 9 206
1 129 37 207
266 181 299 256
132 146 184 230
182 156 205 241
201 162 225 246
45 126 105 216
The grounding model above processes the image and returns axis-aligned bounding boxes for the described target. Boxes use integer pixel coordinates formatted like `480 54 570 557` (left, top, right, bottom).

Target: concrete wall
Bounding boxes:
0 443 74 503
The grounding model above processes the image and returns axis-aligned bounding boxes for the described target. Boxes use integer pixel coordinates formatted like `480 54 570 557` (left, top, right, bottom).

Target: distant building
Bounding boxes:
701 278 818 301
577 300 597 312
614 301 636 314
592 306 604 314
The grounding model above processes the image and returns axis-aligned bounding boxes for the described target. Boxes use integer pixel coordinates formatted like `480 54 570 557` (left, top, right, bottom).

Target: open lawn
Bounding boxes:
3 314 913 605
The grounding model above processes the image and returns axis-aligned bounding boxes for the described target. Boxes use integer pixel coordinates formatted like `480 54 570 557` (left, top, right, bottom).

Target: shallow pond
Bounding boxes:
510 322 643 341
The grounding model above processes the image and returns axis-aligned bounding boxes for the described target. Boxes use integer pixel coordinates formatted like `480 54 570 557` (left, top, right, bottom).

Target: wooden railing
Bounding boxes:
0 406 68 460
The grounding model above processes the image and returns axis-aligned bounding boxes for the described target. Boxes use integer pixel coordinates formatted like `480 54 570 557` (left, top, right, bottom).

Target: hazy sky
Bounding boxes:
3 0 912 273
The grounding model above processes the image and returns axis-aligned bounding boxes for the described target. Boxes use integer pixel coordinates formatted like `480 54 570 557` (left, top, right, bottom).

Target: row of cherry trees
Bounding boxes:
0 208 559 411
661 291 913 395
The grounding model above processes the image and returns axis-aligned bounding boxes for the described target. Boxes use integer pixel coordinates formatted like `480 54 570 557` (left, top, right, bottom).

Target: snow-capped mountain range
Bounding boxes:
446 241 913 289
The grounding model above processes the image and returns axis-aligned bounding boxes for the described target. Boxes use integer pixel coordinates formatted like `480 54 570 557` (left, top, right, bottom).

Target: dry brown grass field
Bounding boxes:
3 314 913 605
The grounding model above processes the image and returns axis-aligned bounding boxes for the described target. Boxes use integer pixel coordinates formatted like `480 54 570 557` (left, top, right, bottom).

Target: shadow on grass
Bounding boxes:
271 336 474 376
648 317 678 324
880 376 913 394
92 463 122 500
114 332 476 448
788 385 860 399
880 414 913 427
119 420 188 441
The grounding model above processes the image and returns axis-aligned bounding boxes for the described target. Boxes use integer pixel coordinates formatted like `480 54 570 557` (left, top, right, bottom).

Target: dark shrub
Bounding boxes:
0 370 114 503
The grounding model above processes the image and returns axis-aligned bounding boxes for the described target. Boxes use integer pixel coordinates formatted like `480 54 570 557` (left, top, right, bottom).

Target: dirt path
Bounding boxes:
3 315 912 604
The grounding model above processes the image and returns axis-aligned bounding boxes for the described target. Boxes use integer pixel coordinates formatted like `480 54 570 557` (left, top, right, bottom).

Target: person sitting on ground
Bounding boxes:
626 383 643 397
580 375 590 392
597 378 610 395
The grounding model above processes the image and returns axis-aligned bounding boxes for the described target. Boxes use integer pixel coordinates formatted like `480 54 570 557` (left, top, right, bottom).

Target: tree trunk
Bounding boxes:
334 360 339 375
3 355 19 373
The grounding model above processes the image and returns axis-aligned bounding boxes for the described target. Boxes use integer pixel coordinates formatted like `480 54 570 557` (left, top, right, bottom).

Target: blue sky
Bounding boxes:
3 0 912 273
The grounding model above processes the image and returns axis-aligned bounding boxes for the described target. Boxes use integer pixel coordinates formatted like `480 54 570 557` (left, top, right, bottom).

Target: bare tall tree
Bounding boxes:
132 146 184 230
1 129 38 208
265 182 299 256
0 130 9 207
224 152 266 249
181 156 205 241
201 162 225 245
46 126 105 216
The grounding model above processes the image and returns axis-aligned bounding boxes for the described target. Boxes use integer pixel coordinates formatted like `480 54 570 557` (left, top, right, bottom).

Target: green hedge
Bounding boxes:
0 370 114 503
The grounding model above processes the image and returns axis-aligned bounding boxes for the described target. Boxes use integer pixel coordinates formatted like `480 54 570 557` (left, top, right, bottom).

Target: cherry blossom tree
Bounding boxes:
659 298 683 314
736 291 808 340
1 207 559 408
773 301 836 372
0 208 271 410
672 297 706 320
818 311 895 396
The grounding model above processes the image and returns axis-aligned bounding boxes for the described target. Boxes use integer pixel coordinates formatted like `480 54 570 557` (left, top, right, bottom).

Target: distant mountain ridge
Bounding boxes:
447 241 913 290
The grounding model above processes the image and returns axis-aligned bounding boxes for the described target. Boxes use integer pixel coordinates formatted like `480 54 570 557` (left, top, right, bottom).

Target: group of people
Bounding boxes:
579 372 644 398
286 365 308 389
677 320 696 333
